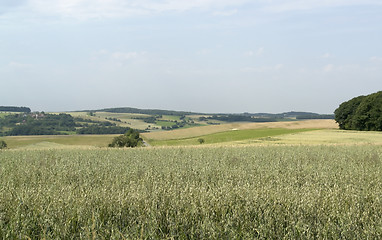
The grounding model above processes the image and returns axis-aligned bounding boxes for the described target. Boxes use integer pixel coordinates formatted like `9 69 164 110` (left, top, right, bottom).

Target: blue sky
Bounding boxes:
1 0 381 113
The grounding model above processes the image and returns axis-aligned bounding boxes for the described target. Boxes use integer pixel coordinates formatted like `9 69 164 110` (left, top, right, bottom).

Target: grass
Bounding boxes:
155 120 176 127
0 134 117 149
148 128 315 146
160 115 181 121
1 145 382 239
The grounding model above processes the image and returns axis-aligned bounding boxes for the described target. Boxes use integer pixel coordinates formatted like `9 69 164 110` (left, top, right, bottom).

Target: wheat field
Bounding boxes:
1 145 382 239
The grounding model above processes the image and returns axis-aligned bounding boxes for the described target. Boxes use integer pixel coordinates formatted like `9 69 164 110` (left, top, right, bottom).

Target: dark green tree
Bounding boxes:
334 91 382 131
0 140 7 149
108 129 144 148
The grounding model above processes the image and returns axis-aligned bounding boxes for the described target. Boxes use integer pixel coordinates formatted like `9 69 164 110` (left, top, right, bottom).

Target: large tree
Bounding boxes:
334 91 382 131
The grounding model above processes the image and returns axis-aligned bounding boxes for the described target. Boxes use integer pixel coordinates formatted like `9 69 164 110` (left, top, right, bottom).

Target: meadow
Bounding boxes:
1 145 382 239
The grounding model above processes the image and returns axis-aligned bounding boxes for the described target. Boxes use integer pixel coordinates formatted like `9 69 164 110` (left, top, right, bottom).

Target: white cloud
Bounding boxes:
244 51 254 56
244 47 264 57
261 0 382 13
112 51 144 60
241 64 283 73
370 56 382 62
323 64 334 73
8 61 32 69
212 9 238 16
197 49 212 55
321 53 332 58
22 0 249 20
91 50 148 67
257 47 264 56
2 0 380 21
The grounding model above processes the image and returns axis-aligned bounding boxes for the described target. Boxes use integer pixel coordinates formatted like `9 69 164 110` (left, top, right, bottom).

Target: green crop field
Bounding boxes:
148 128 315 146
1 145 382 239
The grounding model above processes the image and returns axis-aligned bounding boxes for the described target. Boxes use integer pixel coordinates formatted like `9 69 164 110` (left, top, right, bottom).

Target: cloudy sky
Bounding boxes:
1 0 381 113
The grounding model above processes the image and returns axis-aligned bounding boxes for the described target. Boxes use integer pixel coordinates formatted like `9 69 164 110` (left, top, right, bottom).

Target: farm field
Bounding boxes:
142 119 338 141
2 119 382 149
66 111 156 130
0 134 116 149
1 145 382 239
65 111 201 131
148 128 315 146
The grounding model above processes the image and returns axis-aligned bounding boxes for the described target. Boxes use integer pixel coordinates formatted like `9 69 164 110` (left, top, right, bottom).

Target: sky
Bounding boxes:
1 0 381 114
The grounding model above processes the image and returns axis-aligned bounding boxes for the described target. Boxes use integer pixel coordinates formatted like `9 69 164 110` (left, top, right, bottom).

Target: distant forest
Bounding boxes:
0 113 133 136
0 106 31 113
94 107 334 120
95 107 197 116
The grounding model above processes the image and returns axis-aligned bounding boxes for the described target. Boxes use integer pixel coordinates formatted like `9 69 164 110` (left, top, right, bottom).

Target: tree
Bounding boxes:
108 129 144 148
334 91 382 131
198 138 205 144
0 140 7 149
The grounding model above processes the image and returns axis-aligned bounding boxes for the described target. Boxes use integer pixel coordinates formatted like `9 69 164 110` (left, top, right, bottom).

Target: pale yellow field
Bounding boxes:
142 119 338 141
232 129 382 146
1 134 117 149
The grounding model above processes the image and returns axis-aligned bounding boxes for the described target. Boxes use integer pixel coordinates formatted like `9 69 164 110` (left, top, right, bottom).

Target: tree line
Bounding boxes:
335 91 382 131
0 113 138 136
199 115 277 123
0 106 31 113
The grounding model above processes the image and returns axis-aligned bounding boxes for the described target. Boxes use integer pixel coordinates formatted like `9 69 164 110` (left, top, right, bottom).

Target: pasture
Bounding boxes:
1 145 382 239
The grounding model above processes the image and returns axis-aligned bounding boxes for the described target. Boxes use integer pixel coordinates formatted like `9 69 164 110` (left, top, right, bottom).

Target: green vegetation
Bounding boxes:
96 107 197 116
76 126 133 134
148 128 314 146
200 115 278 122
108 129 144 148
335 91 382 131
0 113 138 136
0 113 76 136
0 140 6 149
1 145 382 238
0 106 31 112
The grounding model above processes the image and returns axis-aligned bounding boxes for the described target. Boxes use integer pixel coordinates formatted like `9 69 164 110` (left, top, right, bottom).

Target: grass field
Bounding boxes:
2 120 382 149
0 134 116 149
142 119 338 141
1 145 382 239
2 118 382 238
148 128 315 146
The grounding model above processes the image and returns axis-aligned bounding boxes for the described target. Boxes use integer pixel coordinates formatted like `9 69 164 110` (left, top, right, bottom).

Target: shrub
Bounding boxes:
108 129 143 148
0 140 7 149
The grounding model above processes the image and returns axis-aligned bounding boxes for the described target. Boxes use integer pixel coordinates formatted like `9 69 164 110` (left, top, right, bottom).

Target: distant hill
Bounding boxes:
86 107 333 120
90 107 199 116
247 111 334 119
0 106 31 113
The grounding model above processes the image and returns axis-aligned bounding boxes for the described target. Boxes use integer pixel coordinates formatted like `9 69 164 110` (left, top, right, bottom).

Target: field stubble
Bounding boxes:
1 145 382 239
